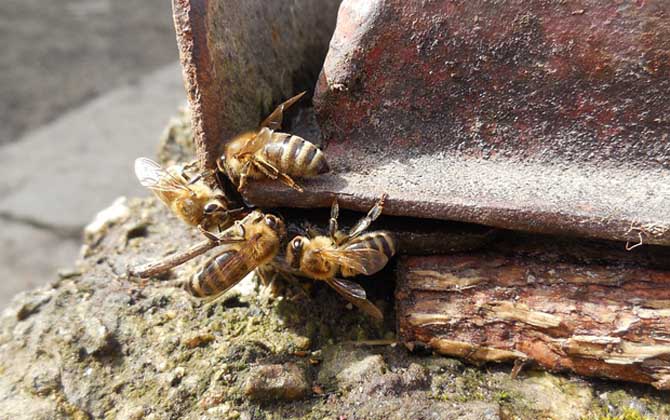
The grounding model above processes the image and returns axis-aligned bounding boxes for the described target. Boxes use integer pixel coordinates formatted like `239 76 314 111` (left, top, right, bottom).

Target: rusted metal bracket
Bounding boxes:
174 0 670 246
172 0 340 169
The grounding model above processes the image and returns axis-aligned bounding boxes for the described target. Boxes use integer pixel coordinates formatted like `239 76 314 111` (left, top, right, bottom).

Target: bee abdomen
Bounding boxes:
187 250 252 298
340 231 396 278
263 134 329 177
349 231 397 259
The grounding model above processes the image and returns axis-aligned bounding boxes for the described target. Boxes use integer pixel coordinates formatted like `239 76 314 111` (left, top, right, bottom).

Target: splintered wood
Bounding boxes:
396 255 670 389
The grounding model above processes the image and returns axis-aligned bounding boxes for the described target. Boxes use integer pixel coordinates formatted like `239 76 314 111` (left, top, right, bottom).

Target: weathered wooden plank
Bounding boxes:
396 254 670 389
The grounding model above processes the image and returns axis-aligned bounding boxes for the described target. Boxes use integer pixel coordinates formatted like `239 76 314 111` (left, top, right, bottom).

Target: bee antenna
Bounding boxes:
241 196 256 208
271 209 286 221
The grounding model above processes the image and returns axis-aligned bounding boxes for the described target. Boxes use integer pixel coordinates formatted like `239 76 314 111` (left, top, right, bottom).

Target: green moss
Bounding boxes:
587 407 652 420
495 390 512 403
55 393 90 420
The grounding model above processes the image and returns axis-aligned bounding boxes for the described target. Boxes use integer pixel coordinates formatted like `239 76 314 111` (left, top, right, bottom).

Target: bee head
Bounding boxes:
216 155 226 173
286 236 308 269
203 201 224 215
263 214 286 238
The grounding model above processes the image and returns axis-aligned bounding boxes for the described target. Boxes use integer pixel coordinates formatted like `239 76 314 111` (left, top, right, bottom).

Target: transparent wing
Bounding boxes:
233 127 273 158
316 247 389 276
255 264 276 286
201 234 264 299
219 235 262 270
134 157 190 192
260 91 306 130
327 277 383 320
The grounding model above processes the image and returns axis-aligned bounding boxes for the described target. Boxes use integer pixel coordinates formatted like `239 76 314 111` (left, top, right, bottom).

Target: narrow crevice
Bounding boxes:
0 210 82 240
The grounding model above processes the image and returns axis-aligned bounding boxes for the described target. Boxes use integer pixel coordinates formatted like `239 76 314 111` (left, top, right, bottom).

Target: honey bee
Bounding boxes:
218 91 330 193
285 194 396 319
134 157 242 239
186 210 286 300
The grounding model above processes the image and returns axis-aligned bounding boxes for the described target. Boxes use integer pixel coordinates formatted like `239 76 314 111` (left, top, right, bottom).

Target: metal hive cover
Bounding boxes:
175 0 670 246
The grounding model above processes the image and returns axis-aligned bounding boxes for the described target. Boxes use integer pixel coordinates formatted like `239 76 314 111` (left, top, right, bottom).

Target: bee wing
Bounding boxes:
256 264 278 287
259 91 306 130
201 234 264 300
327 277 383 320
316 247 389 276
233 127 274 158
134 157 190 192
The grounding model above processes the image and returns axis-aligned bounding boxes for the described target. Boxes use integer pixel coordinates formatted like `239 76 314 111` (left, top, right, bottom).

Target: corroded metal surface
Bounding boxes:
245 1 670 245
172 0 340 169
176 0 670 245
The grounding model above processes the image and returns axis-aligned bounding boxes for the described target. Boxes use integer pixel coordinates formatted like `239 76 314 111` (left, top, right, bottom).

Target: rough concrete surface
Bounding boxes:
0 0 178 144
0 63 186 309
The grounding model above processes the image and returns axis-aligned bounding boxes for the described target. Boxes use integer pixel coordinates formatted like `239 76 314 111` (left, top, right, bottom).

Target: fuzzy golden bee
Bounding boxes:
218 91 330 193
284 194 396 319
134 157 242 238
186 210 286 300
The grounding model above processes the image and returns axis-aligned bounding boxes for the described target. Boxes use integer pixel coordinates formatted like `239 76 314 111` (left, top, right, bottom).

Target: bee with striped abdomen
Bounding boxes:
284 194 396 319
218 91 330 193
134 157 242 239
186 210 286 300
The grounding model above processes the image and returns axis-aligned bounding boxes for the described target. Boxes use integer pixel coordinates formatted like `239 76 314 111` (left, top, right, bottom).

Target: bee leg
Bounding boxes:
198 224 246 244
226 206 246 216
214 222 247 244
273 171 303 192
257 269 272 287
237 161 253 192
178 167 192 182
344 193 388 241
238 175 247 192
180 160 205 183
304 223 320 239
275 173 304 192
198 225 222 242
186 173 202 185
250 157 304 192
248 156 278 180
328 199 339 240
183 160 199 172
215 193 232 207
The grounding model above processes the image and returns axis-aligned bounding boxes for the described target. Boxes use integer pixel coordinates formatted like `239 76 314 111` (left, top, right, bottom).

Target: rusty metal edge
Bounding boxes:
242 181 670 247
172 0 219 172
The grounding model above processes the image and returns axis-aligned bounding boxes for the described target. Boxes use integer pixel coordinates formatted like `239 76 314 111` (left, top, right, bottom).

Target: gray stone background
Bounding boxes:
0 0 186 307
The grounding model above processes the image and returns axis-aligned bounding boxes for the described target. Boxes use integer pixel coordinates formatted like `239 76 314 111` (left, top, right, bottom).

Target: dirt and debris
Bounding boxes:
157 106 196 167
243 363 311 401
